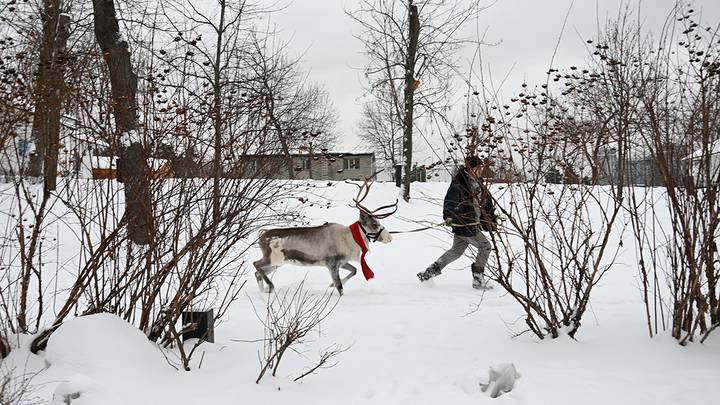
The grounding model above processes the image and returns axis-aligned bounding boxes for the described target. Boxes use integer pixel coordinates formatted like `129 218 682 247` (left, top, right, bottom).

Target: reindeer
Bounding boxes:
253 179 397 295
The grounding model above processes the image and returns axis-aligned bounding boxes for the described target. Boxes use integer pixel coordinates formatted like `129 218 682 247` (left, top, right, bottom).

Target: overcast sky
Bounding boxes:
271 0 720 161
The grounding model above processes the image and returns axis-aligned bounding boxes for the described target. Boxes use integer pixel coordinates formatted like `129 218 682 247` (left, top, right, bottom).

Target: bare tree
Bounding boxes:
253 281 342 384
358 91 403 175
92 0 153 245
158 0 260 219
157 1 338 185
474 87 625 339
615 5 720 343
293 344 349 382
10 1 72 333
349 0 483 201
433 20 630 339
0 0 337 360
530 4 720 344
401 1 419 199
0 0 350 388
244 33 339 178
0 365 40 405
0 336 8 360
0 0 50 335
29 0 70 193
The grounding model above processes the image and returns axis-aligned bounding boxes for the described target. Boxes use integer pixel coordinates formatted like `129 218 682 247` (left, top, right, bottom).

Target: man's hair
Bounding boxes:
465 155 481 168
465 155 491 168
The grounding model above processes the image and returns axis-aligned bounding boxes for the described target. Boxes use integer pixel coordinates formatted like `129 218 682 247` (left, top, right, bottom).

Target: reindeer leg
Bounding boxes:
252 260 266 291
327 261 343 296
340 263 358 285
261 267 277 293
253 258 276 293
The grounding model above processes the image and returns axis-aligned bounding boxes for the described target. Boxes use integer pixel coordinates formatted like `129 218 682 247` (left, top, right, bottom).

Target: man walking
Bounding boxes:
417 156 497 289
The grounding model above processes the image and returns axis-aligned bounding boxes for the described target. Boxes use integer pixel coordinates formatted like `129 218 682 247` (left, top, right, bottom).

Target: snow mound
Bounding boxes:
45 313 168 376
50 373 92 405
480 363 521 398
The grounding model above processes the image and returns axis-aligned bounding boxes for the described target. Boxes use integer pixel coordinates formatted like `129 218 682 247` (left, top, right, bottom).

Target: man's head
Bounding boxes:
465 156 491 178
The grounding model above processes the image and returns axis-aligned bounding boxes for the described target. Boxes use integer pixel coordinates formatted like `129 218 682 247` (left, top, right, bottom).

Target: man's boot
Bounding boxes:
417 262 442 282
471 263 491 290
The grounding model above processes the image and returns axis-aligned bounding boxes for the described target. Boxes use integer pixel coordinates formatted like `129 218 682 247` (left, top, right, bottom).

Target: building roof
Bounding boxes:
89 156 169 170
91 156 114 170
241 152 375 158
687 140 720 160
293 152 374 157
68 133 111 147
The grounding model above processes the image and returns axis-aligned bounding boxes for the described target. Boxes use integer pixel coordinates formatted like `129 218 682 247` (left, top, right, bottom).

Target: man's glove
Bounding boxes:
444 217 454 227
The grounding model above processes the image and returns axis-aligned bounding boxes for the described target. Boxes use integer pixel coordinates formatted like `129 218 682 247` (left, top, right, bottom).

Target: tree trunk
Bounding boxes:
266 97 295 179
29 0 56 178
211 0 227 221
92 0 153 245
43 13 70 191
308 141 314 179
0 334 8 359
401 3 419 202
30 0 69 190
279 137 295 179
16 192 51 333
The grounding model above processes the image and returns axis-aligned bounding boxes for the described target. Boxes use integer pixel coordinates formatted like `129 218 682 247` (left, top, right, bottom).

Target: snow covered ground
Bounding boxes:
3 181 720 404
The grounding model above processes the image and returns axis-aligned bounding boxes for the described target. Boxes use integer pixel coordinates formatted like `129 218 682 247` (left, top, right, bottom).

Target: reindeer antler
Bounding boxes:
349 178 371 207
346 174 398 219
363 199 398 219
346 177 372 212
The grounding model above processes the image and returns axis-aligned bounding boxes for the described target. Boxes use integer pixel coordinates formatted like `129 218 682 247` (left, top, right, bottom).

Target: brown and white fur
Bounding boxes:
253 211 392 295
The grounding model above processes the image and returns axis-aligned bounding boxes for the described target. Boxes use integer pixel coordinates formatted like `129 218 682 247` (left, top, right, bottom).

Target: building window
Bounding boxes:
18 140 31 158
302 158 311 170
344 158 360 170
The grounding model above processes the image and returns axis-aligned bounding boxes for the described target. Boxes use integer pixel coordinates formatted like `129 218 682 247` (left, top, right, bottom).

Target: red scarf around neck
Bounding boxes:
349 221 375 281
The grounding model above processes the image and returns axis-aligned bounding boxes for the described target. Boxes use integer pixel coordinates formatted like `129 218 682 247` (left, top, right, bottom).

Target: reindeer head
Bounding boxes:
349 177 397 244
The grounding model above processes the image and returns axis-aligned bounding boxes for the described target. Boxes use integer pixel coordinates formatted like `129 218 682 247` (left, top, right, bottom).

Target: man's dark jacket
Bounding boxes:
443 168 497 237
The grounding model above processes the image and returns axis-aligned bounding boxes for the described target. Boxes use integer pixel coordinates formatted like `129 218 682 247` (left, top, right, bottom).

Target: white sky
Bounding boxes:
271 0 720 162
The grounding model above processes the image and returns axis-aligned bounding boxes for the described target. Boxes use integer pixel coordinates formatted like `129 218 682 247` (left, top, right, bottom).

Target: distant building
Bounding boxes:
597 145 688 187
80 154 173 180
597 147 619 185
232 152 377 181
685 141 720 187
626 157 663 186
0 136 33 177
